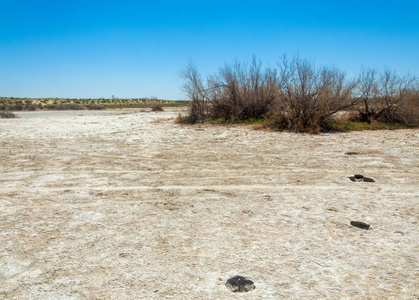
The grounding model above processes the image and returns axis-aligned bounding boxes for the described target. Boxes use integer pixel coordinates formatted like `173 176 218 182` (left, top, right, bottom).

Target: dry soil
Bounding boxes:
0 109 418 299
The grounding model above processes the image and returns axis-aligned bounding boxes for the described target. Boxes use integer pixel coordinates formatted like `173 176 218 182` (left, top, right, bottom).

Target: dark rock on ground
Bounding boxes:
350 221 371 230
362 177 375 182
345 152 360 155
226 276 255 293
349 175 375 182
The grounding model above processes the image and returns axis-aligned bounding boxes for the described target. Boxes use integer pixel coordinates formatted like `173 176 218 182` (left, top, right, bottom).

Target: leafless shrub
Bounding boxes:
353 68 378 123
208 58 278 121
151 103 164 112
403 86 419 124
180 61 209 123
180 56 418 132
271 56 357 133
176 112 192 124
180 57 278 123
353 68 417 124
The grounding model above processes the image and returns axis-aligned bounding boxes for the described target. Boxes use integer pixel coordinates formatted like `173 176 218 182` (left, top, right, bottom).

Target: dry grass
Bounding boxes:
151 118 167 123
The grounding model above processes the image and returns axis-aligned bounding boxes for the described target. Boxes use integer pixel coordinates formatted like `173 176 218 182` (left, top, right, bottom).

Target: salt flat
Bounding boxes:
1 109 418 299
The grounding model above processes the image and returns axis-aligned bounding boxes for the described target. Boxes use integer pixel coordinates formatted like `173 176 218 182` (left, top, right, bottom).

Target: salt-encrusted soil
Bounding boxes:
0 109 418 299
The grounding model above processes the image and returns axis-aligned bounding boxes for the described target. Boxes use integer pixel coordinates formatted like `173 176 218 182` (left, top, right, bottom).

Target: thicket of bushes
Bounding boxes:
179 56 419 133
0 111 17 118
44 104 106 110
0 102 38 111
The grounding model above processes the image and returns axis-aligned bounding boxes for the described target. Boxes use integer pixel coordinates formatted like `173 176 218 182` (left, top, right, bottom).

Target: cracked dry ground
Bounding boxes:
1 110 418 299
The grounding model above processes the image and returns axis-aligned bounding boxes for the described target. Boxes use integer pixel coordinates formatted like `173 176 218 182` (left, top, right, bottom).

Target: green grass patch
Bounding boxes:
207 118 227 124
242 118 265 124
330 121 418 131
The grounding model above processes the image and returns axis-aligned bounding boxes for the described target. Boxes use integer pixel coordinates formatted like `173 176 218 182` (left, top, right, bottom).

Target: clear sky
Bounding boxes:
1 0 418 100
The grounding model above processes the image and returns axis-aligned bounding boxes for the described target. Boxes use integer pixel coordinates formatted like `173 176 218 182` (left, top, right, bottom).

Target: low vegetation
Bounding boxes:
0 97 188 111
151 103 165 112
0 111 17 118
179 56 419 133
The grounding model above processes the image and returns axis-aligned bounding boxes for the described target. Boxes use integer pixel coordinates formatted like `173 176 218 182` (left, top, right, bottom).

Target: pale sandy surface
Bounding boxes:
1 109 418 299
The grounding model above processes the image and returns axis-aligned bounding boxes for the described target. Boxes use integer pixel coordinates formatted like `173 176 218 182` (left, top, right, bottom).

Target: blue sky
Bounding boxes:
1 0 418 100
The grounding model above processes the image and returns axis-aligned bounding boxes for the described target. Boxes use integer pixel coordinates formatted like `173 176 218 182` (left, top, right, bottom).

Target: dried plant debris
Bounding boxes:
350 221 371 230
349 174 375 182
226 276 255 293
327 207 339 212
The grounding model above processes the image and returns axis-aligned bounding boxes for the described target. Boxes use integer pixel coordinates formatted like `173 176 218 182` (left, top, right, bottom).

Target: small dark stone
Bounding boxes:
349 176 363 182
362 177 375 182
349 175 375 182
350 221 370 230
226 276 255 293
345 152 359 155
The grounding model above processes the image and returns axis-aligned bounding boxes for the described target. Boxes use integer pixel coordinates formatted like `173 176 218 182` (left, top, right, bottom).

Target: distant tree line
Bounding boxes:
0 97 187 111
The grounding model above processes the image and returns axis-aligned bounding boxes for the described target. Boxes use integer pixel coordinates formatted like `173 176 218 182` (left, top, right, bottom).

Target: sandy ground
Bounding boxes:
0 109 418 299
